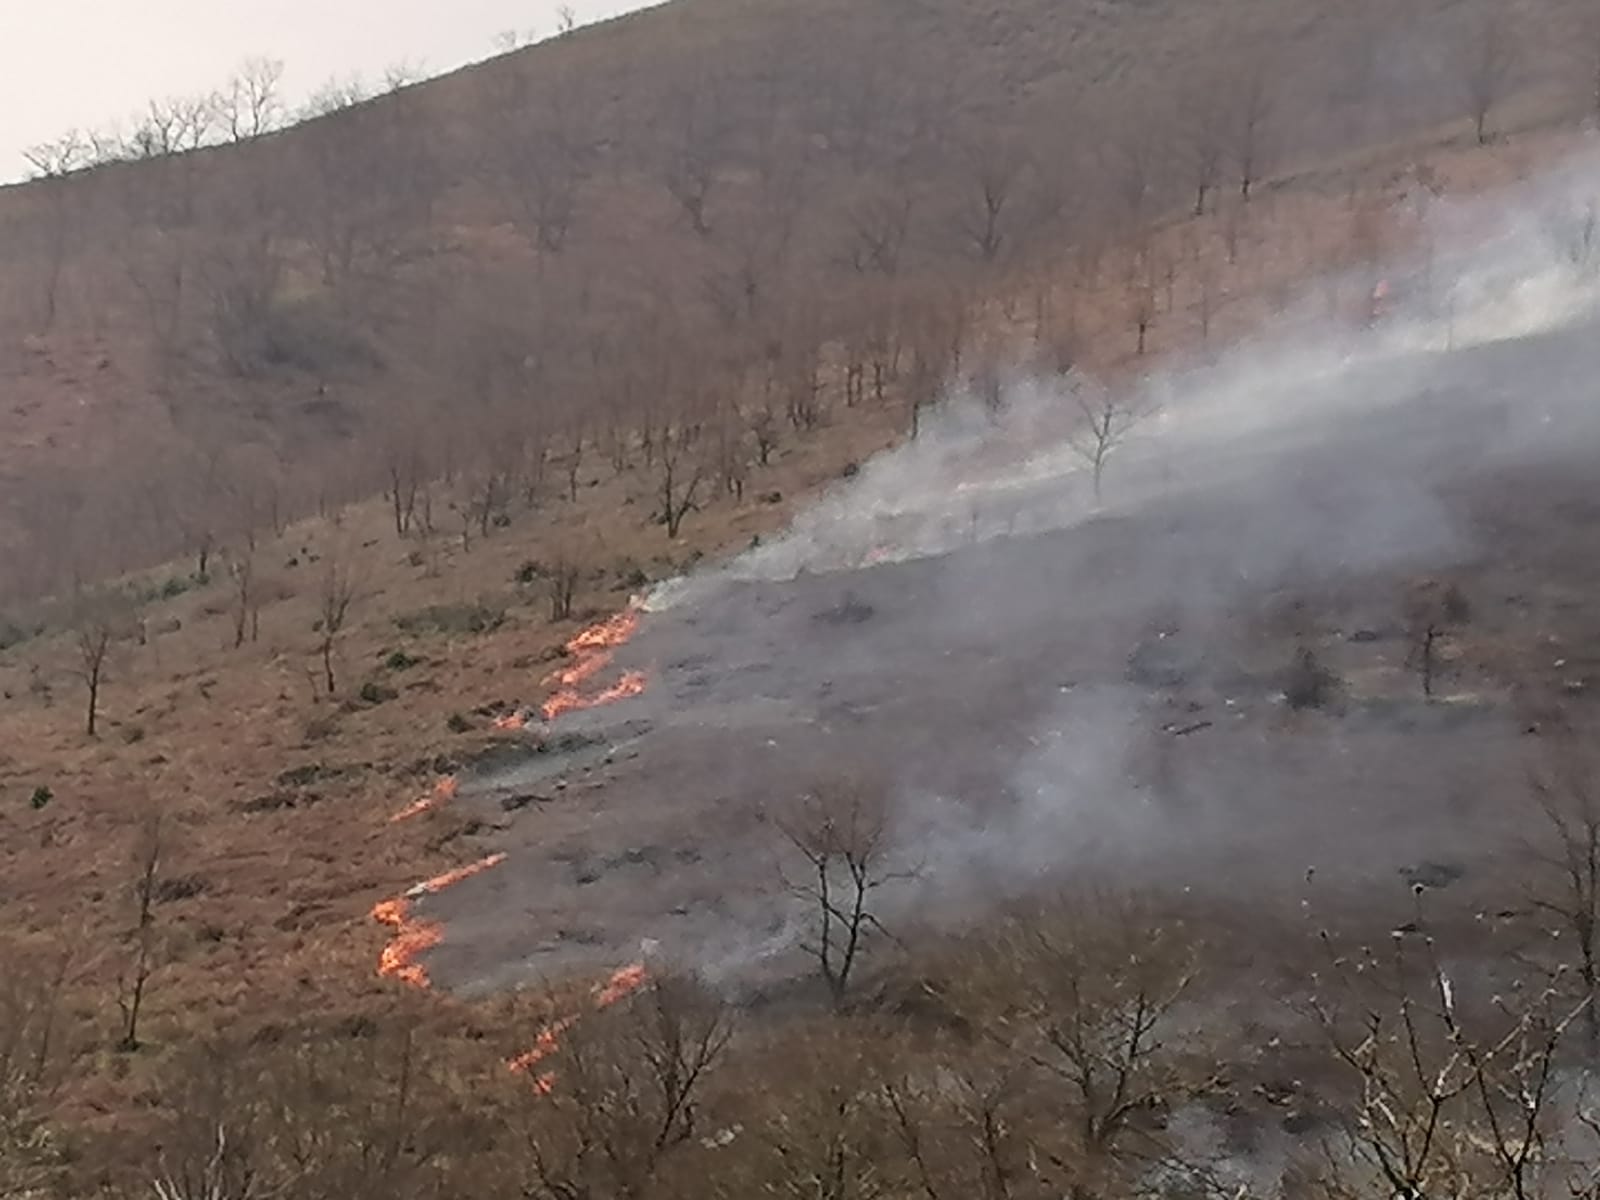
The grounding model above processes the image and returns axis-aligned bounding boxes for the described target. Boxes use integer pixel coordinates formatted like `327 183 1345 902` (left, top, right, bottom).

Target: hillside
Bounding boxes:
5 0 1600 1194
1 0 1595 601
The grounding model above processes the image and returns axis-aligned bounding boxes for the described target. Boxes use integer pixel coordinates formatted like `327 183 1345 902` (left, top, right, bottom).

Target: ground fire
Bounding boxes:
371 853 508 988
539 606 649 720
390 774 458 823
506 962 650 1090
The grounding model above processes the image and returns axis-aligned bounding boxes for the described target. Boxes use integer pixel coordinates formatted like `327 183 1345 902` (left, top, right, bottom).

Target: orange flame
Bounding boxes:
595 962 649 1007
540 606 649 721
390 774 458 823
373 853 508 988
507 962 650 1083
543 671 647 720
492 711 528 731
570 610 640 651
371 898 444 989
406 853 507 898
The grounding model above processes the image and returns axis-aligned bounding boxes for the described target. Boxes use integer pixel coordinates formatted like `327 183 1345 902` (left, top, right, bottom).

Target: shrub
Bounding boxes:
1284 647 1341 711
395 602 506 637
446 712 472 734
384 649 422 671
358 681 397 706
28 785 52 811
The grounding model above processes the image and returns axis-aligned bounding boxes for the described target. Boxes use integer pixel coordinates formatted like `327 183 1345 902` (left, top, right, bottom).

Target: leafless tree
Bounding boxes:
1065 375 1144 504
659 75 731 237
0 940 71 1197
940 899 1213 1200
954 136 1030 264
1307 922 1593 1200
1459 8 1521 147
22 131 89 330
227 550 261 649
1527 741 1600 1057
1403 579 1471 699
315 551 360 695
116 810 165 1052
1228 53 1275 202
1179 71 1231 217
220 57 285 141
494 75 599 254
69 587 133 736
779 775 914 1005
518 975 733 1200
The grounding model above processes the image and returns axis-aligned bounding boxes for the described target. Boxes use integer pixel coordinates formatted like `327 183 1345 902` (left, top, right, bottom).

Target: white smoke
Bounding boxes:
644 140 1600 615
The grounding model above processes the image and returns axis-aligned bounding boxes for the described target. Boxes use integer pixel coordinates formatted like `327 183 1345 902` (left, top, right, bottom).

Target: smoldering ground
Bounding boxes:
427 144 1600 995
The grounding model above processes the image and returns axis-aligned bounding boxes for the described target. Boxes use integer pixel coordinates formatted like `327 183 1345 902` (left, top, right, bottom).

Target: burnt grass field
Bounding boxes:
418 310 1600 1002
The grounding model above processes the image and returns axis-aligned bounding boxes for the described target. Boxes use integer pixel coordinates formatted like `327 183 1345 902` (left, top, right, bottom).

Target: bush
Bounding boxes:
1284 647 1341 711
160 576 191 600
514 560 542 585
395 602 506 637
120 725 146 745
384 650 422 672
358 681 397 706
28 785 52 811
446 712 472 734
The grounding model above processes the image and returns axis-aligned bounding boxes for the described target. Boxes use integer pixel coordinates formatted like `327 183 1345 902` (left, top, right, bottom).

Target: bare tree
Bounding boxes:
1308 922 1592 1200
1228 53 1275 202
954 136 1030 264
1527 741 1600 1057
315 552 360 695
22 131 89 330
1459 8 1520 147
220 57 285 141
116 810 165 1052
1065 375 1144 504
69 587 133 736
1179 70 1230 217
659 75 730 237
940 899 1213 1200
779 775 913 1005
0 939 71 1197
1403 579 1471 699
655 419 705 540
518 975 733 1200
227 550 261 649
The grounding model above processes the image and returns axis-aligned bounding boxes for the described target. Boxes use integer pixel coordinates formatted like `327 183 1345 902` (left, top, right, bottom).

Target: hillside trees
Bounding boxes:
1459 6 1522 146
68 586 137 736
779 775 914 1005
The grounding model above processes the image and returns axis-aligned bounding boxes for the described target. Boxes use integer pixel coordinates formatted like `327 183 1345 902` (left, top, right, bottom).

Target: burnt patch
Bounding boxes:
812 594 876 626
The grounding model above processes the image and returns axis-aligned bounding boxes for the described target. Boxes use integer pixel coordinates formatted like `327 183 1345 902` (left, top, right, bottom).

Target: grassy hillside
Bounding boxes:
1 0 1594 601
4 0 1600 1191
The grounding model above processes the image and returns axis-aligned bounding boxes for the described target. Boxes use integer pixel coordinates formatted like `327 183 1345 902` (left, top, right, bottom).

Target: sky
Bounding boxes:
0 1 654 180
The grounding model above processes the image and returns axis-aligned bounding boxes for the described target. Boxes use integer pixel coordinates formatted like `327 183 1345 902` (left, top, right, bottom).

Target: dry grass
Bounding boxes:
0 116 1585 1156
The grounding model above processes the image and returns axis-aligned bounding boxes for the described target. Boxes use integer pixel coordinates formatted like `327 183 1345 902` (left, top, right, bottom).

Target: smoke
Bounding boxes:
646 139 1600 620
608 140 1600 991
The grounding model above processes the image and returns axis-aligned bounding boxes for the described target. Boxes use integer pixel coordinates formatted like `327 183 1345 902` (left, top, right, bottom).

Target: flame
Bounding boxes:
371 898 444 989
540 606 649 721
570 610 640 651
405 853 507 898
507 962 650 1083
595 962 649 1007
390 774 458 823
545 649 615 690
372 854 508 988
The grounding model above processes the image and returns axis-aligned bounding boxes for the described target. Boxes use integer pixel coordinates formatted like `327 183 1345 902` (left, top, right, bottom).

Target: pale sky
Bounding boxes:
0 1 655 180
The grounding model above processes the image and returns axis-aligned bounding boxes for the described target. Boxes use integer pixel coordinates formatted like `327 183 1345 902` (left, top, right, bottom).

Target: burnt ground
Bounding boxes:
421 315 1600 998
